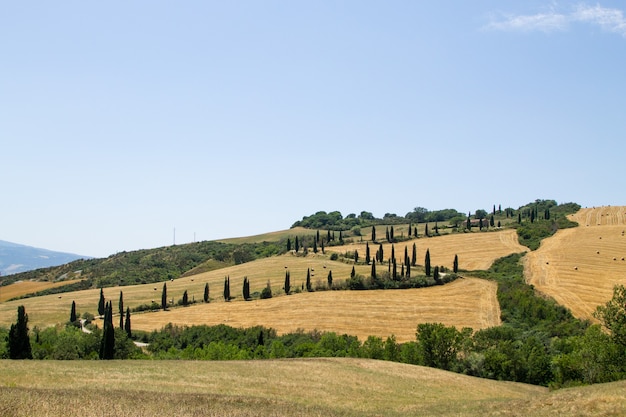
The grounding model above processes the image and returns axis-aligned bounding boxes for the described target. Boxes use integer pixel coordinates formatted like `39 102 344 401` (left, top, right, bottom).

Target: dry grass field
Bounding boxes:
1 358 625 417
327 229 527 271
0 279 83 303
525 206 626 320
130 277 500 342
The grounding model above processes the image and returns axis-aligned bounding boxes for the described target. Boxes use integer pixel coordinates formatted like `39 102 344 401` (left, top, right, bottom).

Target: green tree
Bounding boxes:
118 291 124 329
433 266 441 284
99 302 115 360
98 288 105 317
287 238 291 251
365 242 370 264
453 254 459 273
204 282 210 303
595 284 626 347
306 269 312 292
182 290 189 306
411 243 417 266
390 226 394 242
371 259 377 279
416 323 466 371
260 281 273 299
161 282 168 310
351 266 356 278
70 300 77 323
425 249 431 276
371 225 376 242
224 276 231 301
313 239 318 253
8 305 32 359
284 271 291 295
295 236 299 252
354 249 359 263
124 307 132 338
242 278 250 301
425 223 430 237
327 270 333 288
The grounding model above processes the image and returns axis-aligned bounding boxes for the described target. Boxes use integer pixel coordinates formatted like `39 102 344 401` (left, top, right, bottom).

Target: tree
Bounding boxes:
161 282 168 310
204 283 210 303
391 244 395 262
284 271 291 295
406 262 411 278
224 276 231 301
390 226 394 242
425 223 429 237
306 268 312 292
124 307 131 338
351 266 356 278
118 291 124 329
260 281 273 299
392 259 398 280
416 323 466 371
354 249 359 263
595 284 626 347
379 243 384 263
371 259 377 279
295 236 300 253
313 239 318 253
70 300 77 323
99 302 115 360
365 242 371 264
425 249 431 276
433 266 441 284
411 243 417 267
243 278 250 300
453 254 459 273
182 290 189 306
414 226 418 238
327 270 333 288
321 239 325 254
490 215 495 227
371 225 377 242
8 305 32 359
287 238 291 252
98 288 105 317
386 227 390 242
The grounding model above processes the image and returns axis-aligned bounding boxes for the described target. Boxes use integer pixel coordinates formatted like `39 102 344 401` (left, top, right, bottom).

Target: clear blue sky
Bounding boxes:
2 1 625 258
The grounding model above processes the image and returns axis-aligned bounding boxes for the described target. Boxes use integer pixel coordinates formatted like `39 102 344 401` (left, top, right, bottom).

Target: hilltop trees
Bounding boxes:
8 305 32 359
595 284 626 347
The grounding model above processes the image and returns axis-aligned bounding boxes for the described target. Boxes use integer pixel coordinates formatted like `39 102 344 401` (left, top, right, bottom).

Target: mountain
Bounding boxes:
0 240 89 276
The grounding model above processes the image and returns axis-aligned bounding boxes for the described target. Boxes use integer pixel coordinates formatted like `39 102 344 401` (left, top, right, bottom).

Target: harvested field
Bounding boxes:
525 206 626 320
327 229 527 271
131 277 500 342
0 279 83 303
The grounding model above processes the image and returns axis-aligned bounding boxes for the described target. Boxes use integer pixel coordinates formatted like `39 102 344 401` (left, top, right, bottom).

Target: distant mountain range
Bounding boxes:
0 240 89 276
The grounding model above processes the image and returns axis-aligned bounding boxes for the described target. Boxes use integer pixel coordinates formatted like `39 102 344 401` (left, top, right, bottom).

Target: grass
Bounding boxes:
1 358 625 416
525 206 626 320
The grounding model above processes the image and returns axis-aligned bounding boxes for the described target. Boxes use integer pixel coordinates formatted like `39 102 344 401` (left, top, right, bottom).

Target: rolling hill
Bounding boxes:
0 240 88 276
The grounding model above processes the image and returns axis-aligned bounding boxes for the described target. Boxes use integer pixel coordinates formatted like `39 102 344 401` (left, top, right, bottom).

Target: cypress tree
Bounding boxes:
490 215 495 227
327 270 333 288
386 227 390 242
366 242 371 264
339 230 343 242
351 266 356 278
161 282 168 310
401 263 404 278
497 220 501 228
8 305 32 359
313 239 318 253
379 243 384 263
425 223 429 237
371 225 376 242
354 249 359 263
327 230 332 242
411 243 417 266
98 288 105 317
434 266 441 284
100 301 115 360
425 249 431 276
284 271 291 295
287 238 291 252
466 215 471 231
321 239 325 254
404 246 408 266
371 259 377 279
392 259 397 280
119 291 124 329
182 290 189 306
390 226 394 242
306 268 312 292
295 236 300 253
242 278 250 301
70 300 77 323
204 283 210 303
224 276 231 301
391 244 395 262
414 226 418 238
316 230 320 243
493 204 496 216
434 222 439 235
453 254 459 273
479 218 483 230
124 307 131 338
406 262 411 278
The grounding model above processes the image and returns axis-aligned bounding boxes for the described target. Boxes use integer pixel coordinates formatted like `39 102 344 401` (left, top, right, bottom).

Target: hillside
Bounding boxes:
525 206 626 320
2 358 625 417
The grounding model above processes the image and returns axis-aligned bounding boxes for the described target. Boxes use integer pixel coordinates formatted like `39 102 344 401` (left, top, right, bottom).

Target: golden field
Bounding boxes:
525 206 626 320
1 358 625 417
0 279 83 303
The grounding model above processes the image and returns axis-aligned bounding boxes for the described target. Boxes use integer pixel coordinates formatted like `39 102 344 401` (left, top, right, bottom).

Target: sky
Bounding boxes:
1 1 625 258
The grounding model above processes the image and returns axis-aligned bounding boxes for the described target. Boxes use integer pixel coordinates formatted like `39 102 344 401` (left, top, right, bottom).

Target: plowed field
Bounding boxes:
525 206 626 320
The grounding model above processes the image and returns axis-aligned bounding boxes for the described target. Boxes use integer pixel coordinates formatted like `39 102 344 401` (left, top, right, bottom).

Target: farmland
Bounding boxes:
525 206 626 320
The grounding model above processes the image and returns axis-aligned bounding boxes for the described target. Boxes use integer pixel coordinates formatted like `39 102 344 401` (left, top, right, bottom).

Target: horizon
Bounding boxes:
2 1 624 258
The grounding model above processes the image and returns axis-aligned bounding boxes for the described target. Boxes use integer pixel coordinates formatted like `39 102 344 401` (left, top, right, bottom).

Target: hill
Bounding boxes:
0 240 88 276
1 358 625 416
525 206 626 320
